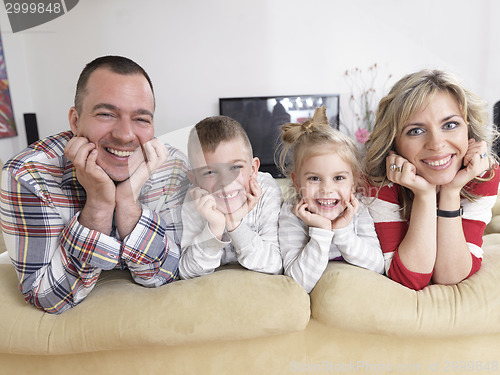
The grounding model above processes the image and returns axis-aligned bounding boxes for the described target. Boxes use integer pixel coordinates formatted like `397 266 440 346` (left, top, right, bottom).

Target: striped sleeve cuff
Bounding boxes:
61 213 121 270
122 207 171 264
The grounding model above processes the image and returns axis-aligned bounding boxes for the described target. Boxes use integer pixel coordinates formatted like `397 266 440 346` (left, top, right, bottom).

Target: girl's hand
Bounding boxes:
331 192 359 230
444 139 490 192
386 151 435 195
293 198 331 231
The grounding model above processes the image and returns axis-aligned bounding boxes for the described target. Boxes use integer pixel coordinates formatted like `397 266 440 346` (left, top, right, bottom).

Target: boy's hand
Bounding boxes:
331 192 359 230
190 187 225 239
225 176 262 232
293 198 331 231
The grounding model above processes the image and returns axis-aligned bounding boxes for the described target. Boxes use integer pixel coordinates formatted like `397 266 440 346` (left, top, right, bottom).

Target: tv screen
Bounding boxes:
219 94 340 178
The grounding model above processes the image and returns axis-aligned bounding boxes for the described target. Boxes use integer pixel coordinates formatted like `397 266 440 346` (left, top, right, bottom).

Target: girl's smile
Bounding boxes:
291 148 354 222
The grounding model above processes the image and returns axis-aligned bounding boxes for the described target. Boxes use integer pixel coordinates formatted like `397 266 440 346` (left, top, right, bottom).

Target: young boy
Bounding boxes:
179 115 283 279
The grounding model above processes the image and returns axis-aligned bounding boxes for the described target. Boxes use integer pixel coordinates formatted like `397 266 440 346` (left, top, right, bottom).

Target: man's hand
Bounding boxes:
190 186 226 239
115 138 169 237
65 136 115 234
115 139 168 205
65 136 116 206
225 176 262 232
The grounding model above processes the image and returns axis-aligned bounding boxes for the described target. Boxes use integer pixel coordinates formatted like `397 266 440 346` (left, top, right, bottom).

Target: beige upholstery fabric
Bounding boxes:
485 197 500 234
0 264 310 354
311 235 500 337
1 163 499 373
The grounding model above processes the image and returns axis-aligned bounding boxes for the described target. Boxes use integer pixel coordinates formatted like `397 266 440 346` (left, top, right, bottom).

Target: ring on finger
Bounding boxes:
389 163 402 172
479 153 487 159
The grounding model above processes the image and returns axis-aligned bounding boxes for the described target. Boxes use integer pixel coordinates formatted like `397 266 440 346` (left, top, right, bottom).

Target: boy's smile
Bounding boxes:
190 139 260 214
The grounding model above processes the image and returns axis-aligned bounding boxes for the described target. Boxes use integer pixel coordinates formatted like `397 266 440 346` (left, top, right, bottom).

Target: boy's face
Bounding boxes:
190 138 260 214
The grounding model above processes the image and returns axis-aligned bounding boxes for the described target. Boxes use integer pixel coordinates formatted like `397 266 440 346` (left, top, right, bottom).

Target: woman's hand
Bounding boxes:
386 151 435 196
443 139 490 193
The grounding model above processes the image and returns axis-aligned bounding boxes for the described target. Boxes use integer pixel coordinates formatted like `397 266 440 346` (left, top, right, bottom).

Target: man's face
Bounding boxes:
69 68 155 182
190 139 259 214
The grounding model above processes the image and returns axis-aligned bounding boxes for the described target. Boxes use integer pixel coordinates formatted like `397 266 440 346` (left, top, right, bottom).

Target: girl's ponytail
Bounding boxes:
276 106 332 177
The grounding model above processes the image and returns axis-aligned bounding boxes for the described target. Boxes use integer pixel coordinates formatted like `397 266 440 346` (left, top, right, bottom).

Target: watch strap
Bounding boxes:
437 207 463 218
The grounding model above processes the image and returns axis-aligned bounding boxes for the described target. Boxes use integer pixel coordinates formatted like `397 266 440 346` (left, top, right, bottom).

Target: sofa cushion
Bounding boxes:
310 233 500 337
0 264 310 354
484 193 500 234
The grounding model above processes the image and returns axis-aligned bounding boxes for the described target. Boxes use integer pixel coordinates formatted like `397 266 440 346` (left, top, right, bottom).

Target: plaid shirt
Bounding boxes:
0 131 189 313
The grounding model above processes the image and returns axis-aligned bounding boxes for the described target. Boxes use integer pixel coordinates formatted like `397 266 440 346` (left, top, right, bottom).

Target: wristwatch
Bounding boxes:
436 207 463 218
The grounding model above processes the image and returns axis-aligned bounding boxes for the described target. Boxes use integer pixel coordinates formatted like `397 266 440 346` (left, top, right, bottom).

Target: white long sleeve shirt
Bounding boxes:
179 172 283 279
279 197 384 293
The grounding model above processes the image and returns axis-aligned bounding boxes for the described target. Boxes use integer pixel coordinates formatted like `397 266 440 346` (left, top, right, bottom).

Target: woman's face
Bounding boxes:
394 91 469 186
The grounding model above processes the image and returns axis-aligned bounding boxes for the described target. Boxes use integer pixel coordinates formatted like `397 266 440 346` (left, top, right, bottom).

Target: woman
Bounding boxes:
364 69 499 290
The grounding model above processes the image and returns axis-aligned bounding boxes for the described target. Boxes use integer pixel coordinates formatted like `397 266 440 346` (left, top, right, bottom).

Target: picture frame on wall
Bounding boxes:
0 27 17 138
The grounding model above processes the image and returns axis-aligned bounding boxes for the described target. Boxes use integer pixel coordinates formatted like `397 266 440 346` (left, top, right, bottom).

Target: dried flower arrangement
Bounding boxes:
341 63 392 145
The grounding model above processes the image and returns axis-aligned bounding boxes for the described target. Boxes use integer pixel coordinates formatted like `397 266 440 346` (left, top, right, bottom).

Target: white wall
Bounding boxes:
0 0 498 161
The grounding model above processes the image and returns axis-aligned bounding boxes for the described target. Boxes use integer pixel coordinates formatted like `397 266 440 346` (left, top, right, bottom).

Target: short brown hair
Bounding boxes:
188 116 253 162
74 55 154 114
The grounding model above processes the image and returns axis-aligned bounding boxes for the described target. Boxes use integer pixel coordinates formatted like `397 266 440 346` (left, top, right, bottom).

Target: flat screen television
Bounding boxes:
219 94 340 178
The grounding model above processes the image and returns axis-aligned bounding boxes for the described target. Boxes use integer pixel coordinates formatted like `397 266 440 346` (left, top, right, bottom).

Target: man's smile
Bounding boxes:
106 147 135 158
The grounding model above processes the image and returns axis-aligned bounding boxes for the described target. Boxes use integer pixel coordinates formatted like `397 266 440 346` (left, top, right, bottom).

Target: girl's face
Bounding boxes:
395 91 469 186
291 148 355 221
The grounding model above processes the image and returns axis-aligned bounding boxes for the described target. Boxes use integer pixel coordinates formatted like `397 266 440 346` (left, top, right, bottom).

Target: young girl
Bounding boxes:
364 69 500 290
277 106 384 293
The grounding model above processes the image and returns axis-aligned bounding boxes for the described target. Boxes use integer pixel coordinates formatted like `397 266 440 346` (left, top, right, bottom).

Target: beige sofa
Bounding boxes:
2 191 500 374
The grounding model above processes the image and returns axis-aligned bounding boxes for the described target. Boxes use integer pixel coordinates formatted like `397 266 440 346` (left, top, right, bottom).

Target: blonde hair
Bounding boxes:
276 106 363 195
365 69 498 218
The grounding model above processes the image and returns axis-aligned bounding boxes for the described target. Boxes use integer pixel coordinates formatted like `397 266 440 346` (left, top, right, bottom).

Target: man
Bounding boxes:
0 56 189 313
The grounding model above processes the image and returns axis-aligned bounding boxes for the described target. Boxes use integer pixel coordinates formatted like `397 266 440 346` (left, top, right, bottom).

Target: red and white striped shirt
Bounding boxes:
366 166 500 290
